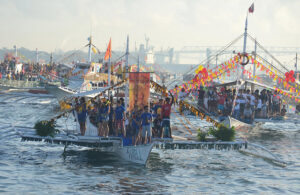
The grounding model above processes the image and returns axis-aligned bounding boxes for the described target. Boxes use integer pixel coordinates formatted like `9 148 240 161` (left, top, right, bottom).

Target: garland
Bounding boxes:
150 80 168 96
149 80 219 127
180 100 219 127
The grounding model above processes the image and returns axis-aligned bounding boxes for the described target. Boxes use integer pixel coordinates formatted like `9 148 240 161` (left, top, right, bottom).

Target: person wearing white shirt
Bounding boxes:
256 96 262 118
233 97 241 119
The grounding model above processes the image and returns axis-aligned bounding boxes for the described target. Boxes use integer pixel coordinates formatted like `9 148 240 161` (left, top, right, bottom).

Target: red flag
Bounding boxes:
248 3 254 13
104 38 111 60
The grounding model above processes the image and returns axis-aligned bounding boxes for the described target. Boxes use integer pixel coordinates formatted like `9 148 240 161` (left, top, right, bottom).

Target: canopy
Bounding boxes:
71 87 109 97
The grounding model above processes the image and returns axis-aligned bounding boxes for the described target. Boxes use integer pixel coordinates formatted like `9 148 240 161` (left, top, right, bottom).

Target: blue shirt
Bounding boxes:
77 105 87 122
132 117 139 129
98 105 109 120
115 106 125 120
141 112 152 126
153 105 161 113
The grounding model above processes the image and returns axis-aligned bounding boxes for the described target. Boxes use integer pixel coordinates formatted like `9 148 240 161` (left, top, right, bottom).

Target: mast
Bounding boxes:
216 54 218 82
87 35 92 63
125 35 129 111
241 14 248 79
14 45 17 57
296 53 298 72
36 48 39 64
108 55 111 87
50 52 53 65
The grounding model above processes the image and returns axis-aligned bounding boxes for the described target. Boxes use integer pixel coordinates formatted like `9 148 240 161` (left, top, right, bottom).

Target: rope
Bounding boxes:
183 33 244 76
247 34 289 72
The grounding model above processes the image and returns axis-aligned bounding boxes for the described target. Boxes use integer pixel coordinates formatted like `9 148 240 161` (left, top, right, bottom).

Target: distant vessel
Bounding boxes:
45 36 121 103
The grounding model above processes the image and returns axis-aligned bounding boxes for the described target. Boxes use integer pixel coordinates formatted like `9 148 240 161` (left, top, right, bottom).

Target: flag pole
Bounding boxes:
108 55 111 87
241 12 248 80
88 35 92 63
125 35 129 111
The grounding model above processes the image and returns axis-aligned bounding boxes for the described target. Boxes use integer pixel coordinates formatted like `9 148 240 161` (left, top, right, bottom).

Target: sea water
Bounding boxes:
0 92 299 194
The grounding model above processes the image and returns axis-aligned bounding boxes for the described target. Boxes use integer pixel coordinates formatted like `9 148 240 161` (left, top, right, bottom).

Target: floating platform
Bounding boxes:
19 130 247 151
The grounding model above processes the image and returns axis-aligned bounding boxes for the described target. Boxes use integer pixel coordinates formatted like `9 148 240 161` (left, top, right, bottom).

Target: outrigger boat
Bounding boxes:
16 37 252 165
15 23 291 166
216 79 296 129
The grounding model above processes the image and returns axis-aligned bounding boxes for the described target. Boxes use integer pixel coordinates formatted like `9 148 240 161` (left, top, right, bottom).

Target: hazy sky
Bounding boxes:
0 0 299 52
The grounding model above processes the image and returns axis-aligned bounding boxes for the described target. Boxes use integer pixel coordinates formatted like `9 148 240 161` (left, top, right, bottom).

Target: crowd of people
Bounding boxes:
0 57 57 81
196 86 288 123
74 93 174 145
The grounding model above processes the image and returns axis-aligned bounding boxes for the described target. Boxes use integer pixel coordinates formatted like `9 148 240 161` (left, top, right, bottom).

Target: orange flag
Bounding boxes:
104 38 111 60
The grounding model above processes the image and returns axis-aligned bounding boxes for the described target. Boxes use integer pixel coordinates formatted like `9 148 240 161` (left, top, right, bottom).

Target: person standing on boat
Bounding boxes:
108 97 114 136
243 103 253 123
217 87 226 115
207 87 215 113
238 90 246 118
267 90 273 116
141 105 152 144
197 86 205 110
161 92 174 138
178 88 189 114
76 97 87 136
233 95 241 119
131 106 141 145
261 100 268 118
272 91 281 116
152 99 163 116
114 100 126 137
255 94 262 118
98 98 110 137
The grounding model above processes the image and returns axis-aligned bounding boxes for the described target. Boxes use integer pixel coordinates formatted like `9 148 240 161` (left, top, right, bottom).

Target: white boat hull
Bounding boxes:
117 143 154 165
45 84 75 101
222 116 252 131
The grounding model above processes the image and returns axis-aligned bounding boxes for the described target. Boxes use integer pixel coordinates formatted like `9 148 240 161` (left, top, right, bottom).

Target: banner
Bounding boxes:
129 72 150 111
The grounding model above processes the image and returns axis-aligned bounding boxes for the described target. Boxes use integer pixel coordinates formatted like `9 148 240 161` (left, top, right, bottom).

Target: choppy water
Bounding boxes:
0 91 299 194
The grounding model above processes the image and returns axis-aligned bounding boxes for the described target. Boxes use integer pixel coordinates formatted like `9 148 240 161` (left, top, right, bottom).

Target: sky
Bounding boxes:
0 0 299 53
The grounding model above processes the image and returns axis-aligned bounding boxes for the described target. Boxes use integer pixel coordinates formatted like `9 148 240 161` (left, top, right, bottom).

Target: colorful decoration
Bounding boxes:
285 70 295 83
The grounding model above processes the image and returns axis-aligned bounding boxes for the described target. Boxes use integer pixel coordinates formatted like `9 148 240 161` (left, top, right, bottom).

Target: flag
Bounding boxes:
92 47 97 54
248 3 254 13
104 38 111 60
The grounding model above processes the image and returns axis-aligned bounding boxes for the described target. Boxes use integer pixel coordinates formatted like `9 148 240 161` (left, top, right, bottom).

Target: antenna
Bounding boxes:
145 35 149 51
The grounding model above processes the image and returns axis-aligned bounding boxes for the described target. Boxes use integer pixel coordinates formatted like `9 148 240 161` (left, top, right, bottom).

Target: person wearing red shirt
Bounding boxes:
217 87 227 114
161 92 174 138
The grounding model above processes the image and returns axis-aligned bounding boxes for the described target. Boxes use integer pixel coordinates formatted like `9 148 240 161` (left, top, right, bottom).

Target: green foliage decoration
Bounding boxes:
197 129 207 142
208 124 235 141
34 120 58 137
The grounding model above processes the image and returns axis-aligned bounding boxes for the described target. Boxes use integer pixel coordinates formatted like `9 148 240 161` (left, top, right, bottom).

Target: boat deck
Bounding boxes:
19 130 247 151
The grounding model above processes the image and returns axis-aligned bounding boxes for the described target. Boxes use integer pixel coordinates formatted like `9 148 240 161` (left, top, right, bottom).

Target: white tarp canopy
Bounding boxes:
71 87 109 97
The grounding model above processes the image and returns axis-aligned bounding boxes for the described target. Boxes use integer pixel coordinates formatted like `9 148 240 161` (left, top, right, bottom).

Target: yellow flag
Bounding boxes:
92 47 97 54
